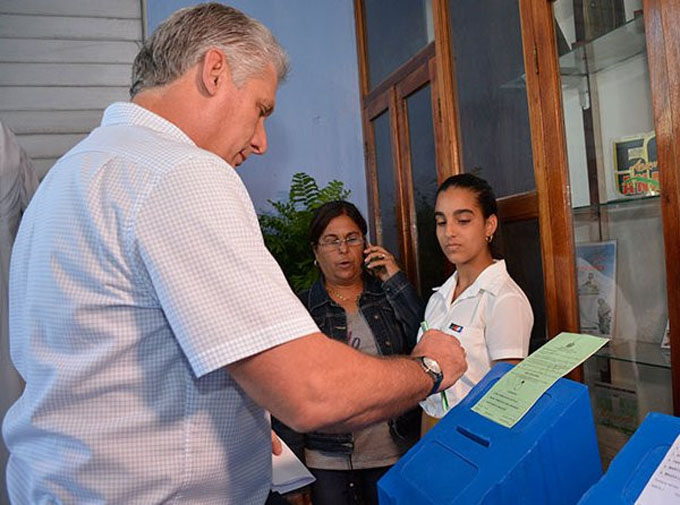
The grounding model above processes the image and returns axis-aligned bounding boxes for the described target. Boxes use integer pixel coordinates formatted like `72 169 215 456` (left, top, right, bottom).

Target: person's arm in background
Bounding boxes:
381 271 424 351
228 328 466 434
363 244 424 351
0 121 39 212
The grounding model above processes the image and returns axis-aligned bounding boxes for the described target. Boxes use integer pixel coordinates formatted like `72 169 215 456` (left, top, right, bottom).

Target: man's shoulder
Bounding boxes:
89 124 224 170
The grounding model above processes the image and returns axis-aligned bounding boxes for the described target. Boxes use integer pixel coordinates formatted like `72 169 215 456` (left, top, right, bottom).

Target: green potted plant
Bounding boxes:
259 172 350 291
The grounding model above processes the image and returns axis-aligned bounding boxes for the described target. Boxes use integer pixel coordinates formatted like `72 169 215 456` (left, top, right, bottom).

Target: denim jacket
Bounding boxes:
295 270 424 455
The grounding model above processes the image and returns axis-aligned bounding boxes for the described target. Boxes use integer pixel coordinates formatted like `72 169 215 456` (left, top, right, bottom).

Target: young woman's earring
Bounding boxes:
314 259 319 267
486 234 493 243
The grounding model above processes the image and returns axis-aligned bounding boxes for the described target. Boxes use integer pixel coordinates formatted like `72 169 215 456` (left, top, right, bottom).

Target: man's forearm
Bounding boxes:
228 333 433 433
298 352 432 433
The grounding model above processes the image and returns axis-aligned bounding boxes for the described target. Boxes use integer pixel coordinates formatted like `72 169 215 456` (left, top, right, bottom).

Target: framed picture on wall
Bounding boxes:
576 241 617 338
610 131 659 201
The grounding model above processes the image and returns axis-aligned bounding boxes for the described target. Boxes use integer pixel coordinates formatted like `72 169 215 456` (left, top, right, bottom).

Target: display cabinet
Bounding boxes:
518 0 680 467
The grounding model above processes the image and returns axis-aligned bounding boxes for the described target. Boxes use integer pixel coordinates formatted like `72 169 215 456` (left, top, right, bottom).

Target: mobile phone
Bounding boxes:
364 242 386 276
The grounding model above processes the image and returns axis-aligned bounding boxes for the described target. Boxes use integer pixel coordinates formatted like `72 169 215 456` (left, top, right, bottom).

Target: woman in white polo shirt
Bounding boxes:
419 173 533 425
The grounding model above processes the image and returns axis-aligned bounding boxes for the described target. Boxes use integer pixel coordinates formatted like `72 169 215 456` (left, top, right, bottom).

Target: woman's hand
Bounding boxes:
363 244 400 282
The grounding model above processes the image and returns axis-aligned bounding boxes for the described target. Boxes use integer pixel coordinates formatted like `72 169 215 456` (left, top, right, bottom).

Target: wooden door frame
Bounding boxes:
518 0 581 380
431 0 462 177
645 0 680 414
395 58 439 286
359 44 436 282
354 0 448 282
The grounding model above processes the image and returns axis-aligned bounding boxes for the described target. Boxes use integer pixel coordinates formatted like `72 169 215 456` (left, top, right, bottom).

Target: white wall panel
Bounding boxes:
0 63 132 86
17 133 87 158
0 0 140 19
0 15 141 40
1 87 130 110
0 0 142 183
0 39 140 63
1 110 103 134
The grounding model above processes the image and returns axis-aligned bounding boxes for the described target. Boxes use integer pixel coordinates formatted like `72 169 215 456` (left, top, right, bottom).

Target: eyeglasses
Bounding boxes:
317 234 364 249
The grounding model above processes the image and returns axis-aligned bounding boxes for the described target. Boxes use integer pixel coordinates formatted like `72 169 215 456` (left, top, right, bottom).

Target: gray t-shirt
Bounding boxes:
305 310 404 470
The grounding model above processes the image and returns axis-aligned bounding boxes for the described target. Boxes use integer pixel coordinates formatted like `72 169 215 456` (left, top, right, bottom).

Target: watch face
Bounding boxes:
422 357 441 374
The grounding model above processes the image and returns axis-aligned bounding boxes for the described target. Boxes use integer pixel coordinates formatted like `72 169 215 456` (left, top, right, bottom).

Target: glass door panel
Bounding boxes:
448 0 535 197
371 111 402 265
363 0 434 89
553 0 669 468
404 83 446 295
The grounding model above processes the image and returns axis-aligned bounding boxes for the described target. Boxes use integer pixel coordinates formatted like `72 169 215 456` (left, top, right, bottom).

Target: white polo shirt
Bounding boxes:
419 260 533 418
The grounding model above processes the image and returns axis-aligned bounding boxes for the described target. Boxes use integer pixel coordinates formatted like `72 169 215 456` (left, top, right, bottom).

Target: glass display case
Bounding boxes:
553 1 671 468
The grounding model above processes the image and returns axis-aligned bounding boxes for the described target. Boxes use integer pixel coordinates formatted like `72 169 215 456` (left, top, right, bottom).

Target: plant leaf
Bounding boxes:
258 172 351 291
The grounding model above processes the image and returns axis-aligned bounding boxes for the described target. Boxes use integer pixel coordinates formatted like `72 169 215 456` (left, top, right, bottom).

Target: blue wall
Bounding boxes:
146 1 367 217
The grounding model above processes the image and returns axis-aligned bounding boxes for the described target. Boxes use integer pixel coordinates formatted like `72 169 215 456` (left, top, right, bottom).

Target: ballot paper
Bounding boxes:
472 332 609 428
635 433 680 505
272 439 315 494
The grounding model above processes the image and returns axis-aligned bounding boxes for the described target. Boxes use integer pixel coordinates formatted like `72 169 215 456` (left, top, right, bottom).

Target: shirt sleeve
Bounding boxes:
485 293 533 361
133 157 319 377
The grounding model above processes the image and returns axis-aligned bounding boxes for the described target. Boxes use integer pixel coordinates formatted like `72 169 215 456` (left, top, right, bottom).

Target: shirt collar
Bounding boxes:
434 259 508 302
101 102 196 147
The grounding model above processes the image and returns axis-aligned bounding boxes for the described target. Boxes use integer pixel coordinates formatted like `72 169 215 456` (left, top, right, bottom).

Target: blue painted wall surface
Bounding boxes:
146 1 367 217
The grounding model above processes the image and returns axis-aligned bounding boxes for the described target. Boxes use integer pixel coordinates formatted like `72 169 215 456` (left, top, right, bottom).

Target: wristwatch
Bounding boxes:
413 356 443 396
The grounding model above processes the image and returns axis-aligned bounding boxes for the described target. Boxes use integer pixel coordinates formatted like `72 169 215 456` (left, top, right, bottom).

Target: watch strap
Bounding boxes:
413 356 443 396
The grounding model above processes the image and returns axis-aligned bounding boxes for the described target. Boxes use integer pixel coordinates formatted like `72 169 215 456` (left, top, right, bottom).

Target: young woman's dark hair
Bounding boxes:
436 173 498 219
309 200 368 248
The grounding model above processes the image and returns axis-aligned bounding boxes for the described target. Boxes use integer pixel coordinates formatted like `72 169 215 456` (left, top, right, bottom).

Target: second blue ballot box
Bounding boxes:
378 363 602 505
578 412 680 504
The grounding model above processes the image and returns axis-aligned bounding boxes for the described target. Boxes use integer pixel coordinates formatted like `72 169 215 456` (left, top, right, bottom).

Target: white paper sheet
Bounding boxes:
635 433 680 504
271 439 315 495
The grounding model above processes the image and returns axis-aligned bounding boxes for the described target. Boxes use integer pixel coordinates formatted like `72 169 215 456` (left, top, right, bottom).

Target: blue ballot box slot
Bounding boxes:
578 411 680 504
378 363 602 505
456 425 490 447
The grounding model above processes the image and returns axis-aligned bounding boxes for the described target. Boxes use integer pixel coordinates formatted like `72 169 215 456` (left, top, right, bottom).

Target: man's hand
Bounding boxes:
412 329 467 392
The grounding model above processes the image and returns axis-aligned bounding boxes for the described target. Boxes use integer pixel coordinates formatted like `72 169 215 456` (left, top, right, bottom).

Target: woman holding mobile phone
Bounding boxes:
273 200 423 505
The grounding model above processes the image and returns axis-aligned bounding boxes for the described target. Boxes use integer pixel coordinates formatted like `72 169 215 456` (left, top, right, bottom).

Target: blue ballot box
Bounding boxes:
378 363 602 505
578 412 680 504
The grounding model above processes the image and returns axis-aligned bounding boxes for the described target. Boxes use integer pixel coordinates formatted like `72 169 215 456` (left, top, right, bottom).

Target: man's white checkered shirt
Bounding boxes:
3 102 319 504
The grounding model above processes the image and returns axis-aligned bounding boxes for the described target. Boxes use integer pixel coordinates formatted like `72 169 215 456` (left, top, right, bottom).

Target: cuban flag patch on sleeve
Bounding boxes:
448 323 463 333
